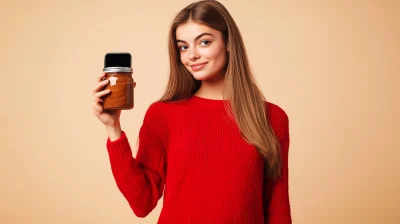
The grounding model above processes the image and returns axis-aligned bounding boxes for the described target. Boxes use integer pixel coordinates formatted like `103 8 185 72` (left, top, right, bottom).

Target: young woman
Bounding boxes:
92 1 291 223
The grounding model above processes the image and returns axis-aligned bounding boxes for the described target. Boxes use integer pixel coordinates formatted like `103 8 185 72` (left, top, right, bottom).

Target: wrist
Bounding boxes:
106 120 121 129
106 122 122 141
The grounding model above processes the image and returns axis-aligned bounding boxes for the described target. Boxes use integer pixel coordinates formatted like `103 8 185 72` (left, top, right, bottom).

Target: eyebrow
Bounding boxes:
176 33 214 43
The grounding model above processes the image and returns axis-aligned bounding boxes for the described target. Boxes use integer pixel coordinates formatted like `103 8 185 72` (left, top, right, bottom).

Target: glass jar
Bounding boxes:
102 67 134 110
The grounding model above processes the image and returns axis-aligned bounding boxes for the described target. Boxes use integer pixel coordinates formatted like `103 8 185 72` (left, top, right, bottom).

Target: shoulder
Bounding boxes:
264 101 289 135
147 101 168 113
142 101 170 124
147 100 178 112
140 101 171 141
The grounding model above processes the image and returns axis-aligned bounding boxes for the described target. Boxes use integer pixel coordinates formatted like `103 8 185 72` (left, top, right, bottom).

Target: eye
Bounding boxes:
178 45 188 51
200 40 211 46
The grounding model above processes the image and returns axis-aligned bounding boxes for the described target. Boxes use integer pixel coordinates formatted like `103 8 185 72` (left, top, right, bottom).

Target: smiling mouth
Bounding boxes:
191 62 208 71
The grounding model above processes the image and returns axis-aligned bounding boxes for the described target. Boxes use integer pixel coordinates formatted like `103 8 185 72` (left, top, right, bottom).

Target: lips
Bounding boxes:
190 62 208 71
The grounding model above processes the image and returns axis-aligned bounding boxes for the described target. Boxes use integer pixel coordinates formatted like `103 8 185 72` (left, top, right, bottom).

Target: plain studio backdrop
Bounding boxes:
0 0 398 223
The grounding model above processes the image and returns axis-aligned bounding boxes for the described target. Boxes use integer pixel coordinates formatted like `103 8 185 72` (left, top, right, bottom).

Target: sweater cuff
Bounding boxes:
106 131 133 169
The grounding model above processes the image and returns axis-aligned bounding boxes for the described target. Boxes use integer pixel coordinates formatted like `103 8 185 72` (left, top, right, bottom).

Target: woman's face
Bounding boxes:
176 21 228 81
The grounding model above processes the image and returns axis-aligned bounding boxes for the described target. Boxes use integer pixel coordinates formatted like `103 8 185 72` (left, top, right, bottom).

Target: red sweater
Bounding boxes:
106 95 292 223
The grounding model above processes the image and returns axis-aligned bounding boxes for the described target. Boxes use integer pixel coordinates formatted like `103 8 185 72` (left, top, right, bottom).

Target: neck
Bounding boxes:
194 72 225 100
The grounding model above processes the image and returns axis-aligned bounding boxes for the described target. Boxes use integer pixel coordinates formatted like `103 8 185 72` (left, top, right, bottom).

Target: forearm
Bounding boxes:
112 161 165 217
105 127 166 218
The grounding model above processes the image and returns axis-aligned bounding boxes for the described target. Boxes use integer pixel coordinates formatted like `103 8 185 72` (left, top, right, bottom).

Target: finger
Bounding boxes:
92 101 104 116
92 79 109 94
98 72 107 82
93 96 102 102
94 89 111 98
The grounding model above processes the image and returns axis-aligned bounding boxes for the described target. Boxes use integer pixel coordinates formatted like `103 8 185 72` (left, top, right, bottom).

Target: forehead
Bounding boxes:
176 21 217 40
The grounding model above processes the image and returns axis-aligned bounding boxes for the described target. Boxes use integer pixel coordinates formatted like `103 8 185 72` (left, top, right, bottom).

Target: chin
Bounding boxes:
191 72 214 81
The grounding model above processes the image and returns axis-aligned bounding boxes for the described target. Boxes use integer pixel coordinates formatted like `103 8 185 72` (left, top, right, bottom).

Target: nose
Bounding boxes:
188 47 200 61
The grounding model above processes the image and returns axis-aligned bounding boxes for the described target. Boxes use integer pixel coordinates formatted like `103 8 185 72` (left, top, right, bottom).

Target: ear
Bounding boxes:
226 42 230 52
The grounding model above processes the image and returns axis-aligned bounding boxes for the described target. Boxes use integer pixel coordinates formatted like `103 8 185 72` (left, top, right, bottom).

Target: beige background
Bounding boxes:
1 0 399 223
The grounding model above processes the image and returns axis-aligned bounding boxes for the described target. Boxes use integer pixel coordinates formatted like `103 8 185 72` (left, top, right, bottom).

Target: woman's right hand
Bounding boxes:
92 72 121 127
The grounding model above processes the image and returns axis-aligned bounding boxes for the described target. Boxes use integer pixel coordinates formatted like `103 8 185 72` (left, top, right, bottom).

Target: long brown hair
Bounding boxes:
156 0 282 180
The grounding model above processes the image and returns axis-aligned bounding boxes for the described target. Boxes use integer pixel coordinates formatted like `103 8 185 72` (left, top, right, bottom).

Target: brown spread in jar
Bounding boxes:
102 67 134 110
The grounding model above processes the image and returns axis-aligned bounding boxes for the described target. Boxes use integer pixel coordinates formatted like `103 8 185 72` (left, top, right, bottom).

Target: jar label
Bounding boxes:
108 76 118 86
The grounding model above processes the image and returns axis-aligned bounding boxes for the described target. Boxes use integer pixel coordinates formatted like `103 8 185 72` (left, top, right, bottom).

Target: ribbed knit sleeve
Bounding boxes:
106 103 167 218
264 108 292 224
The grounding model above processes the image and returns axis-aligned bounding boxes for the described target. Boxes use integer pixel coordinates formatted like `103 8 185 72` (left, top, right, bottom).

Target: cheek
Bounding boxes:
180 52 188 65
202 46 226 62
